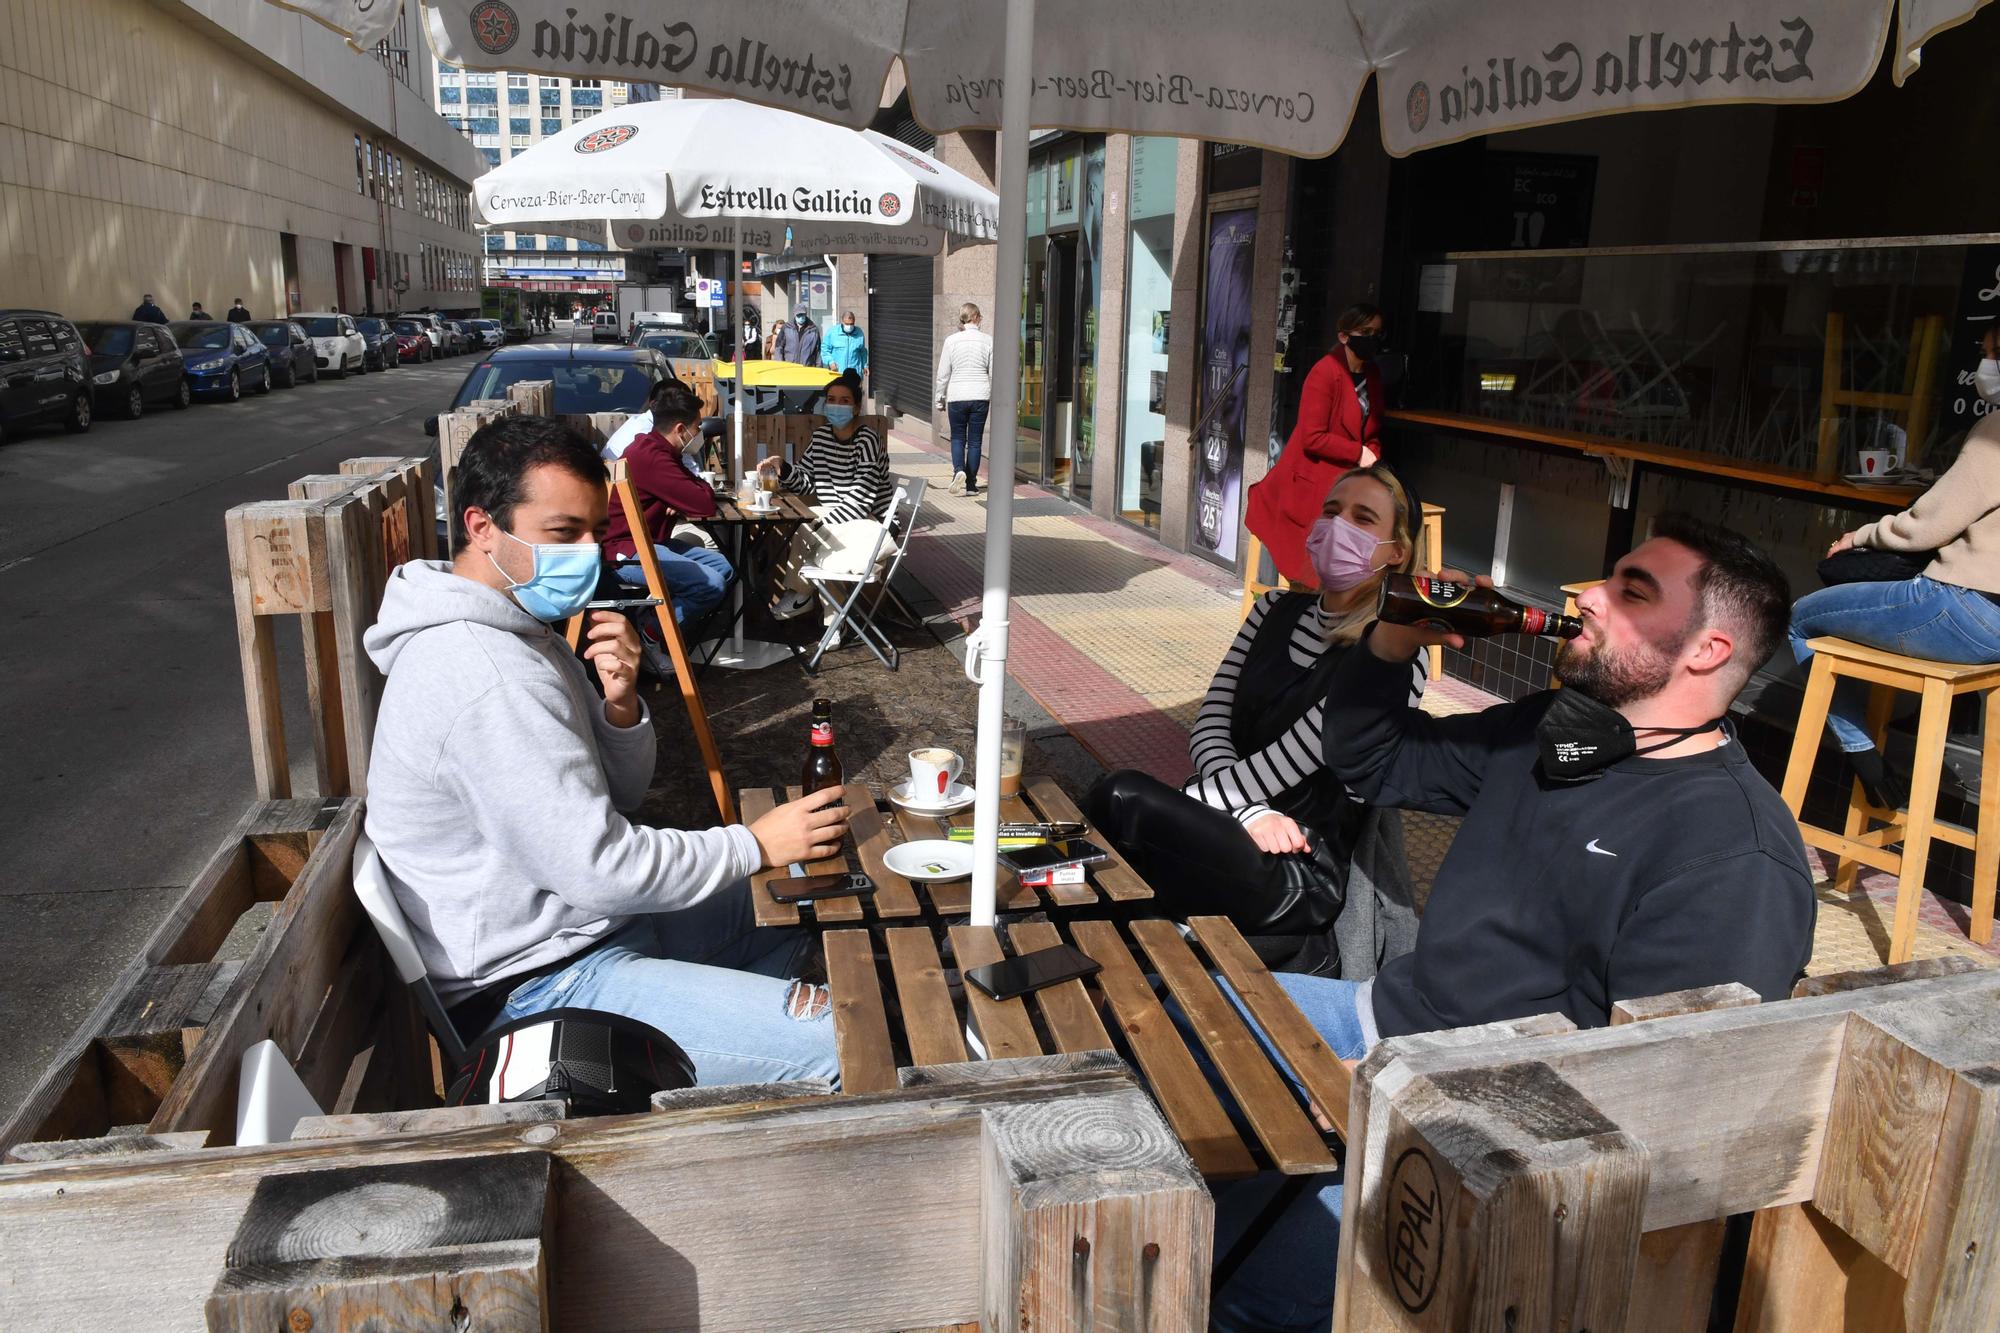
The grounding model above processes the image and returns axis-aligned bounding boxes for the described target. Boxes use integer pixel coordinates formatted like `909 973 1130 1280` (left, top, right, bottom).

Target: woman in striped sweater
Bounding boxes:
767 373 896 621
1085 465 1424 977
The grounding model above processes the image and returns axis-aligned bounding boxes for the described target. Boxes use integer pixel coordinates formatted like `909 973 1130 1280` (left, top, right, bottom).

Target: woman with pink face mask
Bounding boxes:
1086 465 1426 977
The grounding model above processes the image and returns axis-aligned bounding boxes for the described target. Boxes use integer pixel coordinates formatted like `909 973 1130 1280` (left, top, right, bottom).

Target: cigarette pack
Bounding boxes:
1017 863 1088 888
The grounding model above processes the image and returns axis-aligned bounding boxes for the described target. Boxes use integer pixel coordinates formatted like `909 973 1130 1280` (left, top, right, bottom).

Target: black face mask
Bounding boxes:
1344 333 1383 362
1536 687 1724 783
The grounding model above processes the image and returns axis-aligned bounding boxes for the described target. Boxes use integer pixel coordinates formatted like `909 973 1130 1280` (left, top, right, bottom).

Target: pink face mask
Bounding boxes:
1305 514 1393 591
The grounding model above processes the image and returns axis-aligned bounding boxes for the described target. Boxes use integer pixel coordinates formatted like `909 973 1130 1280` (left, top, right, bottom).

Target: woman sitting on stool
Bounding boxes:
1086 465 1424 977
1792 412 2000 808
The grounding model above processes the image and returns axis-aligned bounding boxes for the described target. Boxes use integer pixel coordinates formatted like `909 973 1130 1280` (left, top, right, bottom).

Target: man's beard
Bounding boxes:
1555 629 1681 708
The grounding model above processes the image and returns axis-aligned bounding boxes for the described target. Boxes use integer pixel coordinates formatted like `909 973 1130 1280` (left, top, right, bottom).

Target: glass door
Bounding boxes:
1017 236 1047 482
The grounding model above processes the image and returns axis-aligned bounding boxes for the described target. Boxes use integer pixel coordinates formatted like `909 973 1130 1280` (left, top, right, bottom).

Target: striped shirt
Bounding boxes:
782 424 890 526
1186 591 1427 829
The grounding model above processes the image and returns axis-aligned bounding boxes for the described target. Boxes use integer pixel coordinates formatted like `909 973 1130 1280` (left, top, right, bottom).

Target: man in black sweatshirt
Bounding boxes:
1208 513 1816 1333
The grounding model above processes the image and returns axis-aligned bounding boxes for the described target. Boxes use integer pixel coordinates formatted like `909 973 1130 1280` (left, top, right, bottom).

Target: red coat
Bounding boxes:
1245 354 1384 585
604 431 717 561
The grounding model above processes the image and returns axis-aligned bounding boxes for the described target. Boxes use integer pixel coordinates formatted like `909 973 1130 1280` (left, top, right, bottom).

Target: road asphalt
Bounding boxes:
0 341 477 1125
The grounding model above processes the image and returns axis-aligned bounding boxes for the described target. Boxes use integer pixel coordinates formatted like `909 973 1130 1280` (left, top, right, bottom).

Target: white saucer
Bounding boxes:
888 781 977 814
884 840 975 883
1843 472 1906 486
742 500 779 513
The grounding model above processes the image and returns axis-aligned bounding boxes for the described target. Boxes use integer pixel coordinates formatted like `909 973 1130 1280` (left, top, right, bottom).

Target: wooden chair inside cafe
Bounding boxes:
562 457 738 825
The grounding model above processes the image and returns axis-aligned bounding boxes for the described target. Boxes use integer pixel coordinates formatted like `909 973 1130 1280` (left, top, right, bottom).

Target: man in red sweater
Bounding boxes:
603 379 733 642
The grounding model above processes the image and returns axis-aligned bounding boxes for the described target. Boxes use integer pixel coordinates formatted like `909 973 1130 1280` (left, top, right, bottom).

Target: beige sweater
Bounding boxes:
1854 419 2000 595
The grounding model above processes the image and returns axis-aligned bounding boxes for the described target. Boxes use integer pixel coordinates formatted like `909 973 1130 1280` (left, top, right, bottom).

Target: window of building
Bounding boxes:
508 87 528 104
467 72 496 85
510 134 530 149
540 88 561 105
467 86 497 105
470 118 499 135
485 234 503 252
507 74 528 86
578 240 604 252
354 135 364 194
439 86 461 104
541 119 562 136
571 89 602 107
509 118 530 135
547 236 568 251
446 115 466 132
573 79 600 89
519 235 539 250
481 147 501 168
438 59 455 74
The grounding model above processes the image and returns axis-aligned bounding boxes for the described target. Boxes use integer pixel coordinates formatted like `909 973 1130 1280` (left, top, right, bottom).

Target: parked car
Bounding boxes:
391 320 435 363
591 310 621 343
247 320 317 388
448 320 481 354
466 318 505 350
354 317 396 372
296 312 366 377
0 309 92 441
425 344 670 436
504 320 532 343
170 320 272 400
75 320 191 417
399 312 446 353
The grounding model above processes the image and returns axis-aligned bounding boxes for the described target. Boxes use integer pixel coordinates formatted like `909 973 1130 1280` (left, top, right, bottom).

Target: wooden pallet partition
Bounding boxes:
0 1052 1210 1332
1332 962 2000 1331
504 377 554 417
0 798 407 1158
436 397 521 542
337 454 437 560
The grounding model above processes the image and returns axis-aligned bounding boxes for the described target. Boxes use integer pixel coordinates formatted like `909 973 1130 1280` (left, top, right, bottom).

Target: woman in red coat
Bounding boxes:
1246 303 1387 585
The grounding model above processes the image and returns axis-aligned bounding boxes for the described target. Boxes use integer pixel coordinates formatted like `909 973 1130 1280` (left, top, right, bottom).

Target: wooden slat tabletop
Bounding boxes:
1128 920 1336 1174
1025 778 1152 902
845 784 921 918
744 785 926 925
783 784 864 924
740 788 800 928
947 926 1042 1061
823 930 896 1094
1069 919 1258 1180
1006 921 1114 1056
708 492 815 525
884 927 967 1067
1188 916 1354 1139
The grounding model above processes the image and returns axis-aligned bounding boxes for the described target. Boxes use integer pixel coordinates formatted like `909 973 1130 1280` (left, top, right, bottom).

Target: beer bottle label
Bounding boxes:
1416 578 1471 608
811 722 834 746
1520 607 1551 635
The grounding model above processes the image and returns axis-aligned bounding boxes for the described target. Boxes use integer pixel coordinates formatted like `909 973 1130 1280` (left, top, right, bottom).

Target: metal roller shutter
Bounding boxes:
867 254 933 418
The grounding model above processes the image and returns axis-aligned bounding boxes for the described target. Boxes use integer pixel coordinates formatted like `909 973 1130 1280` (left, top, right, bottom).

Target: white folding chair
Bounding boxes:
801 475 927 673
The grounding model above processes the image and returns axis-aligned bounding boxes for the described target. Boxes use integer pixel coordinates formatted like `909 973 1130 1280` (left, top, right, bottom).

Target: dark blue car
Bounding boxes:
169 320 271 401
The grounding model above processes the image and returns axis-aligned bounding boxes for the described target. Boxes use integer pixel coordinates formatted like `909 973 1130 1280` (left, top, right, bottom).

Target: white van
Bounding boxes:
591 310 621 343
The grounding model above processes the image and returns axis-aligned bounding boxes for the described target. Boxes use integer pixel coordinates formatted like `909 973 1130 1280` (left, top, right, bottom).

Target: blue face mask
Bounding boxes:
488 528 600 623
823 404 856 427
795 313 808 325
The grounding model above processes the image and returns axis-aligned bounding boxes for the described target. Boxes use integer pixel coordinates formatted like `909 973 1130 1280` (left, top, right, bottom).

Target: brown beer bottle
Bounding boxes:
1376 573 1582 639
801 698 844 795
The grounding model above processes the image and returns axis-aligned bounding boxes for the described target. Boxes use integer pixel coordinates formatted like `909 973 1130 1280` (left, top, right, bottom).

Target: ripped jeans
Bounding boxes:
495 884 841 1088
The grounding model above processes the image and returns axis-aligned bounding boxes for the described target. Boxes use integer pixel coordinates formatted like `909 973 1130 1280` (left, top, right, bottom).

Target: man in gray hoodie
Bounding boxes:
364 415 844 1087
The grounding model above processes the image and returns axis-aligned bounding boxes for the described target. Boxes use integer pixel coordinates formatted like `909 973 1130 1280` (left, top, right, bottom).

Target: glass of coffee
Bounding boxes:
999 717 1026 797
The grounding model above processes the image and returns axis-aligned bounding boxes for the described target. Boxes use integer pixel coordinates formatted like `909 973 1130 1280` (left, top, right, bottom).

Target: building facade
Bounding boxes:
435 70 642 302
0 0 484 320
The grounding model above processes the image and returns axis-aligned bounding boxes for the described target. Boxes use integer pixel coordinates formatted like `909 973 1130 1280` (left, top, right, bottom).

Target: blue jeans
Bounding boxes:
1208 976 1369 1333
616 539 733 624
948 399 989 488
495 885 840 1088
1789 576 2000 751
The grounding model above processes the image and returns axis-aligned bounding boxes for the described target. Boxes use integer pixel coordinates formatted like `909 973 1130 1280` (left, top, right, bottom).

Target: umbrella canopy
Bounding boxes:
473 98 999 255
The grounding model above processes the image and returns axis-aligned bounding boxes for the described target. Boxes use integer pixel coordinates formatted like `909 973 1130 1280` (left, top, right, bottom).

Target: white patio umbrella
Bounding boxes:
285 0 1988 926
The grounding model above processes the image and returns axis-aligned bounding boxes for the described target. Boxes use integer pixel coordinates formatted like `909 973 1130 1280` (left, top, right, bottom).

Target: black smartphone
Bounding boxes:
997 840 1111 874
768 872 876 903
964 944 1103 1001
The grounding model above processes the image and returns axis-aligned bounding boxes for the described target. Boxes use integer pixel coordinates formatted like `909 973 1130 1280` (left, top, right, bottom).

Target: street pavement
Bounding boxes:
0 343 479 1123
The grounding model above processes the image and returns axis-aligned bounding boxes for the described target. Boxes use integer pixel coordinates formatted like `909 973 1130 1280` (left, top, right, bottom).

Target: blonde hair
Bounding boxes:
1319 465 1418 646
960 302 982 325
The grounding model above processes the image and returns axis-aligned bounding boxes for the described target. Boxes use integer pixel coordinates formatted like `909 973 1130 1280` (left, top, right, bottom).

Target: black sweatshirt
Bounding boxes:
1325 632 1816 1038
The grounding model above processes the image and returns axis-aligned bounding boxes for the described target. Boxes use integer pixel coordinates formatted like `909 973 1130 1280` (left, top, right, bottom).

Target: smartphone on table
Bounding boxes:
963 944 1103 1001
768 872 876 904
997 840 1110 875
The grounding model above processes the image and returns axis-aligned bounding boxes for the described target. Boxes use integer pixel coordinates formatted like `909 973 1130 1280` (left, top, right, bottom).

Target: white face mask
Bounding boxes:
1977 357 2000 407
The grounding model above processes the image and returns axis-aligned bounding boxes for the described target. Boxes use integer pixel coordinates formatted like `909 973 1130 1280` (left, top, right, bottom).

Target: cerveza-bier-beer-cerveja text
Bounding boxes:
1376 574 1583 639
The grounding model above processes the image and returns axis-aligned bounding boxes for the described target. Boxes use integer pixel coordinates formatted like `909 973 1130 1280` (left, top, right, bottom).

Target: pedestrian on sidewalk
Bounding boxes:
1244 302 1386 585
1085 465 1426 980
770 304 820 364
188 301 212 320
132 294 167 324
226 298 252 323
737 308 762 362
936 302 992 497
763 373 892 626
821 310 868 379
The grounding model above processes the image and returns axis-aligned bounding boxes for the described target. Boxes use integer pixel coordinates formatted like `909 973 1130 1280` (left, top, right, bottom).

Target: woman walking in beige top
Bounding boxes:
936 302 993 497
1790 413 2000 806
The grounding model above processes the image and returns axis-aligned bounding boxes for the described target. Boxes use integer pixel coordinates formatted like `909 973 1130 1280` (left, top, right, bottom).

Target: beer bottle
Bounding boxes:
1376 573 1582 639
801 698 844 796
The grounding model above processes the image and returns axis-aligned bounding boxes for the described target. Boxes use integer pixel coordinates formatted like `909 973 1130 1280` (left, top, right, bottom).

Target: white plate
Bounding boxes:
888 781 977 814
1843 472 1907 486
883 840 975 883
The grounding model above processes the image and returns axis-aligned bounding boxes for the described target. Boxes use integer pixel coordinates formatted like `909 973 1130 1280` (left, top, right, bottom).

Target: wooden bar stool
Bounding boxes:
1420 503 1446 681
1780 637 2000 964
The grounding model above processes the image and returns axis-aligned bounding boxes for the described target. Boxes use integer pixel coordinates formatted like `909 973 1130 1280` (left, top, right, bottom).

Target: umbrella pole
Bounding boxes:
731 235 748 658
967 0 1036 928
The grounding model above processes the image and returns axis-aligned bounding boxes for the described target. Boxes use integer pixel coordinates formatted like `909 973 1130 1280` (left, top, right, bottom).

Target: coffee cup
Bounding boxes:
908 747 963 802
1859 449 1894 476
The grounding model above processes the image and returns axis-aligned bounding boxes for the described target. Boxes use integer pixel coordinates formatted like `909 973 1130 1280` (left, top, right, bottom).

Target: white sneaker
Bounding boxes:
772 590 817 621
639 638 675 680
818 623 846 650
948 470 966 497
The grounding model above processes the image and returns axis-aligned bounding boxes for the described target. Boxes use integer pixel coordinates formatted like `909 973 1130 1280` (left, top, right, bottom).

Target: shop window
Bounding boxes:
1117 136 1176 532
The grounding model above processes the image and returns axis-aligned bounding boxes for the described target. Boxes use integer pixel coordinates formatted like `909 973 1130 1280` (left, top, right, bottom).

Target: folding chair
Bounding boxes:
800 475 927 672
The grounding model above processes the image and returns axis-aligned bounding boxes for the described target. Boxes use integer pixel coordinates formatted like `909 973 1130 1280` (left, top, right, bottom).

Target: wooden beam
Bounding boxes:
205 1152 556 1331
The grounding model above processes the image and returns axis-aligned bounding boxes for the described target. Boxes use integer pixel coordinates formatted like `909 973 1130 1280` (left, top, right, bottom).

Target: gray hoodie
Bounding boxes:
363 560 761 1002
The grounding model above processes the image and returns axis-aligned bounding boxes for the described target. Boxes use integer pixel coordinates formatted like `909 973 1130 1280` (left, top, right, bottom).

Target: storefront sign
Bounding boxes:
1945 243 2000 430
1195 207 1257 563
1207 142 1261 195
1375 3 1895 155
1478 152 1595 250
1047 150 1081 229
